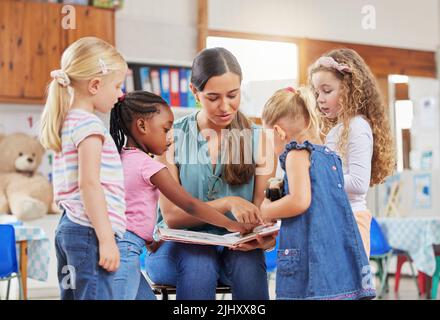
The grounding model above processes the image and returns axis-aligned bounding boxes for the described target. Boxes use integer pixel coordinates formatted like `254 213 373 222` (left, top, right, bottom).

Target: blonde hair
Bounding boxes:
39 37 127 152
309 48 395 186
262 87 322 140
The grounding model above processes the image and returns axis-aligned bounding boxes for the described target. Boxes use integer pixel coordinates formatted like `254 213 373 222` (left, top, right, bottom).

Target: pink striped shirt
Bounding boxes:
53 109 126 237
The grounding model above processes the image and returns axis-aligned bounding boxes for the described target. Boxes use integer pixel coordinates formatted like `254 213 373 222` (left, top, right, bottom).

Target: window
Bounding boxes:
206 36 298 117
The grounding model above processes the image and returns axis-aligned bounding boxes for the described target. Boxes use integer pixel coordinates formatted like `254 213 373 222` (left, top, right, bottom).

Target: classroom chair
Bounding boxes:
265 236 279 281
0 224 24 300
431 255 440 299
150 283 232 301
369 217 393 298
393 250 422 296
139 247 232 300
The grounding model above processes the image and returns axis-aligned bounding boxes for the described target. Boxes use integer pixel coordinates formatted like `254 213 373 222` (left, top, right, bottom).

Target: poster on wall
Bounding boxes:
413 173 432 209
419 97 436 129
380 173 402 217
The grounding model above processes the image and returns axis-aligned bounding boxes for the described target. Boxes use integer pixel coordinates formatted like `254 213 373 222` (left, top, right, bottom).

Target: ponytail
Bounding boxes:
222 110 256 185
297 87 322 139
39 79 71 152
262 87 322 141
109 101 128 153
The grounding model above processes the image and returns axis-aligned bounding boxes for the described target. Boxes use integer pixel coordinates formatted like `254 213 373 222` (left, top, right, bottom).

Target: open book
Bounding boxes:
157 223 280 248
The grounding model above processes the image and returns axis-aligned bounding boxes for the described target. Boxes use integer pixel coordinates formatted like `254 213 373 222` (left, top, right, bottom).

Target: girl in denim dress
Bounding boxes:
260 87 376 300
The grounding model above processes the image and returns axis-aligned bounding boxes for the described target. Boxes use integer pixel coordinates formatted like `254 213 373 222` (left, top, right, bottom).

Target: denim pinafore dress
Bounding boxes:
276 140 376 300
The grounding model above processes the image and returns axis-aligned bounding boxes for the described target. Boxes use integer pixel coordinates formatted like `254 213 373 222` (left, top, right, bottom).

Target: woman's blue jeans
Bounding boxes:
145 241 269 300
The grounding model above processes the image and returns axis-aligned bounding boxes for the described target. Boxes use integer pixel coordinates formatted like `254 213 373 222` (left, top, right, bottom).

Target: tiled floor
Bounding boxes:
28 274 436 300
223 275 432 300
376 276 429 300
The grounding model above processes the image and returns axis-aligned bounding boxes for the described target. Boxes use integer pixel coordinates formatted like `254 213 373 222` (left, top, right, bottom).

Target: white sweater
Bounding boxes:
325 116 373 213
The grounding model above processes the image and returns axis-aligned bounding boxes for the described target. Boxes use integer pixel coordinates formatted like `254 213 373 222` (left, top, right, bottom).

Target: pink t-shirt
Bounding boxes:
121 148 166 241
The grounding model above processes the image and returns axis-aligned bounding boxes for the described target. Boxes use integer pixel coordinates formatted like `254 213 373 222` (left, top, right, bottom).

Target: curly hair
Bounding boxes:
309 48 395 186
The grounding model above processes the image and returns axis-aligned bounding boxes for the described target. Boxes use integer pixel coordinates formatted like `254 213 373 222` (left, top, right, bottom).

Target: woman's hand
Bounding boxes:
225 220 256 235
229 196 263 225
232 233 278 251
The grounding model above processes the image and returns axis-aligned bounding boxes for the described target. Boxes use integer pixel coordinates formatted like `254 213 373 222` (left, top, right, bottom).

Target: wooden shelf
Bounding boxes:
0 0 115 105
0 96 45 105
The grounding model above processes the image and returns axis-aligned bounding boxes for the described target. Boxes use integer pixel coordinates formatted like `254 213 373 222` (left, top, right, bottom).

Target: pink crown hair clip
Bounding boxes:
315 56 352 74
285 87 296 93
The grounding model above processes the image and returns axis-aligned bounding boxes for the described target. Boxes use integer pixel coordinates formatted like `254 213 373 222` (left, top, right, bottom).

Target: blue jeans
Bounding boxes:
113 231 156 300
55 213 120 300
145 241 269 300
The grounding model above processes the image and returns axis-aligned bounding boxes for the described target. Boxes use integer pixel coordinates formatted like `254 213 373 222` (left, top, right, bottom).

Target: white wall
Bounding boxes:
209 0 440 51
115 0 440 64
115 0 197 65
376 169 440 218
408 77 440 170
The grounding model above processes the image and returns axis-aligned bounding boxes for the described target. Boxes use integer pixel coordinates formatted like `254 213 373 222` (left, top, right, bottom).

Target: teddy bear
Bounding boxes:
0 132 58 221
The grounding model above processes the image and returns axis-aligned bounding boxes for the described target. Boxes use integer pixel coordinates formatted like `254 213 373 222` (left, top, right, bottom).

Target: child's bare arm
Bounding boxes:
78 135 119 272
156 147 231 228
151 168 250 234
253 129 277 208
261 150 311 220
157 145 258 229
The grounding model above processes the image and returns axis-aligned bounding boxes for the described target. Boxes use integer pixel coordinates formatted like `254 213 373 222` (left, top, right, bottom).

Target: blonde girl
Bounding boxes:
40 37 128 300
260 87 375 300
309 48 395 257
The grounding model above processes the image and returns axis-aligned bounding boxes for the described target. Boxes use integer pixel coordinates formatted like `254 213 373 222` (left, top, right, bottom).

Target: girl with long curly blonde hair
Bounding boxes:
309 48 395 257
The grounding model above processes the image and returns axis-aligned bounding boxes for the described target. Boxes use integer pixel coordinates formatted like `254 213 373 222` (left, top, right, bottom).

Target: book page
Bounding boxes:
158 222 280 247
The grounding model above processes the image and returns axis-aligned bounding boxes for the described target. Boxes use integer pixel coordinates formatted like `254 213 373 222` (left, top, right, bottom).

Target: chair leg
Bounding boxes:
417 272 427 297
376 257 387 299
394 255 407 293
17 274 24 300
432 274 439 299
6 279 11 300
431 257 440 300
161 289 168 301
405 257 421 296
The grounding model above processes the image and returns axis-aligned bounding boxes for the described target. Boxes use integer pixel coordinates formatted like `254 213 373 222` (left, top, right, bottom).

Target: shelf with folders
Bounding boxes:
123 62 199 112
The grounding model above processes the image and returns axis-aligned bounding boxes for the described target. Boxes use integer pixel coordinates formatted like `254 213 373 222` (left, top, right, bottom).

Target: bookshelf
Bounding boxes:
124 61 200 119
125 62 195 105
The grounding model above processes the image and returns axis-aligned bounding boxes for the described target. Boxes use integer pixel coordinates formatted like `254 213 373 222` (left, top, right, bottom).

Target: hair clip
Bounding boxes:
285 87 296 93
315 56 352 74
98 58 109 75
50 69 70 87
118 93 126 102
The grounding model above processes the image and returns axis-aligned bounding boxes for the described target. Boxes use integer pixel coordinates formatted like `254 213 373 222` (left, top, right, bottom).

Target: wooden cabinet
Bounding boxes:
0 0 115 104
60 4 115 51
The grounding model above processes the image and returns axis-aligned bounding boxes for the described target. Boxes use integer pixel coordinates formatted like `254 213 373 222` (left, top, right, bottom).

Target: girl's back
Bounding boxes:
276 140 375 300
